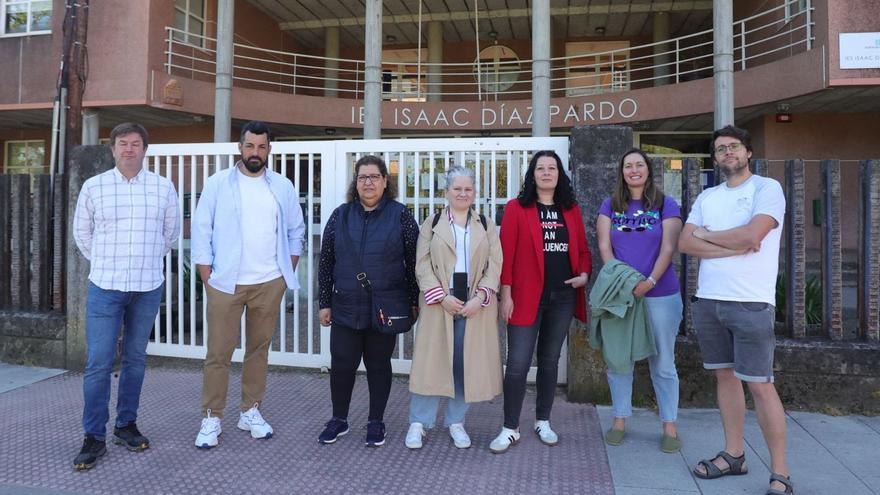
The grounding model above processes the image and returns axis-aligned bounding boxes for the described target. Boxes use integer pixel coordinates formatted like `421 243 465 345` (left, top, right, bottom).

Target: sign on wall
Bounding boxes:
839 33 880 69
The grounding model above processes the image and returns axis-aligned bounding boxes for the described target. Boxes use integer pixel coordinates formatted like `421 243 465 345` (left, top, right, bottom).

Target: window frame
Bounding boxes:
173 0 207 48
784 0 808 24
4 139 46 180
1 0 52 37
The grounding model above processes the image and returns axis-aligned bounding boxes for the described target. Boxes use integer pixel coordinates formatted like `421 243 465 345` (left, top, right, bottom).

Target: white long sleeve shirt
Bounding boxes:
73 167 180 292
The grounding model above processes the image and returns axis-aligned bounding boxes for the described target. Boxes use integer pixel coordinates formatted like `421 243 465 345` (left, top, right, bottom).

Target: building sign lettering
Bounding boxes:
350 98 639 129
839 32 880 69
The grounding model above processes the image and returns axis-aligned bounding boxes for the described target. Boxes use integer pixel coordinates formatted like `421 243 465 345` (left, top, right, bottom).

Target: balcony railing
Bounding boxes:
164 0 813 101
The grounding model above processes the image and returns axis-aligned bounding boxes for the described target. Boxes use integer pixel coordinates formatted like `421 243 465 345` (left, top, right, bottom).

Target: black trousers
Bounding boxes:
329 323 398 422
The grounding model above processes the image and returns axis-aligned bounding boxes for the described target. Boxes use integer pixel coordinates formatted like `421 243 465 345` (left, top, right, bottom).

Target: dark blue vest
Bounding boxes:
331 198 407 330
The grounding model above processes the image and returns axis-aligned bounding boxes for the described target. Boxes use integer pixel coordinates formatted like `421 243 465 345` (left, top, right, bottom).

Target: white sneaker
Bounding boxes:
448 423 471 449
237 403 274 439
405 422 425 449
195 410 221 449
534 420 559 446
489 427 520 454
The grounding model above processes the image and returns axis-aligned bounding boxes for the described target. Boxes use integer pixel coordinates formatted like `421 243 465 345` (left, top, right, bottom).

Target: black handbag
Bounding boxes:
338 208 413 334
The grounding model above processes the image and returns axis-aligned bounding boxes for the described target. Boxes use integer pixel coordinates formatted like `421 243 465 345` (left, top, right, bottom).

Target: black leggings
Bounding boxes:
329 324 398 422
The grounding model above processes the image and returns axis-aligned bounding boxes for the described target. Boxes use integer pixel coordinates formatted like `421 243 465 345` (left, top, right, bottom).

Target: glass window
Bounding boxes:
173 0 206 47
785 0 808 23
4 140 46 184
1 0 51 36
473 45 520 97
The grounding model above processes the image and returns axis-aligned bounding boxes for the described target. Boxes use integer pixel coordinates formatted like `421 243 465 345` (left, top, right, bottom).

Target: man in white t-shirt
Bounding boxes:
191 121 305 449
679 126 792 495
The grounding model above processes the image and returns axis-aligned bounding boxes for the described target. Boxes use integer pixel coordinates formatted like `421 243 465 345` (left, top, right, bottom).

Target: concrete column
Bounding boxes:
324 26 340 97
653 12 670 87
0 177 10 308
531 0 551 137
82 109 99 145
66 145 115 370
566 125 633 403
363 0 382 139
427 21 443 102
213 0 235 143
9 175 29 309
713 0 734 128
681 158 702 336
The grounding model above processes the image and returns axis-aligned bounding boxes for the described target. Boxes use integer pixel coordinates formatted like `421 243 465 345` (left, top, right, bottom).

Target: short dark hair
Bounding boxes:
711 125 752 154
110 123 149 149
240 121 273 143
517 150 577 209
346 155 398 202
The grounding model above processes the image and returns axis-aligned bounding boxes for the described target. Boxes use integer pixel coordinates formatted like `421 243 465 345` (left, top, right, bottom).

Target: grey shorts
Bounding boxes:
691 298 776 383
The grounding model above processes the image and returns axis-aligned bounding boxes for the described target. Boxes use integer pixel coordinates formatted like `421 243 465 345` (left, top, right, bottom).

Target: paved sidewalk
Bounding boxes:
0 362 613 495
2 361 878 495
597 406 880 495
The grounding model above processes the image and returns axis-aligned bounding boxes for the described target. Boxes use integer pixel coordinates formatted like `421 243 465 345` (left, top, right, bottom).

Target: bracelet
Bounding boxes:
647 276 657 286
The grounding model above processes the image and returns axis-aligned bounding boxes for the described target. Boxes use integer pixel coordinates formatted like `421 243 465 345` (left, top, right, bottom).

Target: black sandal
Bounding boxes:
766 473 794 495
692 450 749 479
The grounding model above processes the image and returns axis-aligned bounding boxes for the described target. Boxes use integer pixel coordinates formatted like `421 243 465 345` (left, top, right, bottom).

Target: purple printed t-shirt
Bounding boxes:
598 196 681 297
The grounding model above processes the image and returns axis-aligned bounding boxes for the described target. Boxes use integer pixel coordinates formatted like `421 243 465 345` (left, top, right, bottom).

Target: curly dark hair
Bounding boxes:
517 150 576 209
611 148 665 213
711 125 752 155
346 155 398 203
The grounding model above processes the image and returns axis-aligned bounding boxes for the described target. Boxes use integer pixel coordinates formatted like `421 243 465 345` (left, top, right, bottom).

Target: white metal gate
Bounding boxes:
145 136 570 383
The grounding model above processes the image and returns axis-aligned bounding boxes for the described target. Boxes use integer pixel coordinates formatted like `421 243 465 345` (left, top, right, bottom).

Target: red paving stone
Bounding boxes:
0 366 614 494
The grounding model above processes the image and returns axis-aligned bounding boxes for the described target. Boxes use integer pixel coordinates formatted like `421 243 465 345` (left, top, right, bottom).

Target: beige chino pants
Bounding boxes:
200 276 286 418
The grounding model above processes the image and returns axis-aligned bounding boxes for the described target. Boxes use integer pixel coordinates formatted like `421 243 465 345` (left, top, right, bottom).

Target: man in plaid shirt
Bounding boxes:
71 122 180 470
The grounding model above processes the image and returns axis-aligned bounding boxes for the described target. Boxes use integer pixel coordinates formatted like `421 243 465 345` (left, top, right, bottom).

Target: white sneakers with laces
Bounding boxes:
405 422 426 449
195 409 221 449
448 423 471 449
534 420 559 446
237 403 274 439
489 427 520 454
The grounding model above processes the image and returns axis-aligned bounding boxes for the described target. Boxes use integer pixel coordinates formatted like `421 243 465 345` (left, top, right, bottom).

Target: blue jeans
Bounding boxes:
503 289 575 429
607 293 683 423
409 317 469 427
82 282 163 439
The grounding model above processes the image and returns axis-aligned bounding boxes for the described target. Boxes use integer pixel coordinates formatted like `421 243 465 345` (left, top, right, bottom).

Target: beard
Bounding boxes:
243 156 266 174
718 156 749 177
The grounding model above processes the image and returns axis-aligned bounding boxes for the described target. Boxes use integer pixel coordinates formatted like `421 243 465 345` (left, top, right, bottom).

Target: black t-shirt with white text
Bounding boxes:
537 203 573 291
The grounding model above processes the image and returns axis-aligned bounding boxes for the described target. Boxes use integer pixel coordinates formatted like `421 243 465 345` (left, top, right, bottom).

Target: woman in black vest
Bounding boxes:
317 155 419 447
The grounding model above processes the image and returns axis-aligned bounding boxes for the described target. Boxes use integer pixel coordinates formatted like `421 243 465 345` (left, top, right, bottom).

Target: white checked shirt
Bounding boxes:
73 167 180 292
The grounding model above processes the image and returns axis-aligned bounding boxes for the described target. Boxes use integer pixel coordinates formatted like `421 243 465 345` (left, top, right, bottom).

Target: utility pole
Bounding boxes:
64 0 90 162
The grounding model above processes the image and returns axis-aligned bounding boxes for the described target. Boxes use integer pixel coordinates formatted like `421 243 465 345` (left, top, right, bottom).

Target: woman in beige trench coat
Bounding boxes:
406 166 503 450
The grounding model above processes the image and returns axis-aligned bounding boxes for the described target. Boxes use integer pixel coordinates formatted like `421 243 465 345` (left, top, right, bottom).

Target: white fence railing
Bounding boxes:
165 0 813 101
145 136 570 383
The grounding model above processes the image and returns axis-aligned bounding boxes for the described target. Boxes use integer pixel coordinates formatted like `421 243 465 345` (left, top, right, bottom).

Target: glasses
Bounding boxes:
714 142 744 155
356 174 383 184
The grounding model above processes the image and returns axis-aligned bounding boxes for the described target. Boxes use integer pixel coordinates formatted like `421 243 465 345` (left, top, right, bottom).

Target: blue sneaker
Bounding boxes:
365 421 386 447
318 418 349 444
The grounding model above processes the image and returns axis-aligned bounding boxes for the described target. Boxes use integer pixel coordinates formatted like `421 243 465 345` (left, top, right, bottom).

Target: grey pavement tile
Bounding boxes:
742 411 874 495
614 487 699 495
0 362 66 394
863 476 880 494
856 415 880 435
0 368 614 495
787 411 880 480
596 407 700 493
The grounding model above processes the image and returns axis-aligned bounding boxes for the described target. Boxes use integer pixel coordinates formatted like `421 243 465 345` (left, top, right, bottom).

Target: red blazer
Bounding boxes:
500 199 592 326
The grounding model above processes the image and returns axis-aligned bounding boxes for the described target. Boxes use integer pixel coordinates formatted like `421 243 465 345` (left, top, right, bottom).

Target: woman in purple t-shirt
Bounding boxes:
597 148 684 453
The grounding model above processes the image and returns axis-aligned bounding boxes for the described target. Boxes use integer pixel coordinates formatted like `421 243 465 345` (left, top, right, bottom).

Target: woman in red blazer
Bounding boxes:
489 150 592 453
